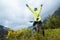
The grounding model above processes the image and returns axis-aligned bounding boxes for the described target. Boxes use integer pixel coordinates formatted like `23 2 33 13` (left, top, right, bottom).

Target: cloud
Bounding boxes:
0 0 60 30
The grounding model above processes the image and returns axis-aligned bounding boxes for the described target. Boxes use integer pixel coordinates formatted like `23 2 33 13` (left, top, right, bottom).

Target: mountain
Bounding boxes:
53 7 60 16
43 7 60 23
0 25 8 35
0 25 4 28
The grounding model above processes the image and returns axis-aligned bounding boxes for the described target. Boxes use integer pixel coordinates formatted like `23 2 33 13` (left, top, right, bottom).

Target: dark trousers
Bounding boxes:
33 21 42 26
33 21 44 36
33 21 42 31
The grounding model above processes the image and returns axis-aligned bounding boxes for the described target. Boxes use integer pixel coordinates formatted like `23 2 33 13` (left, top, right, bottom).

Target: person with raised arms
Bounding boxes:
26 4 43 33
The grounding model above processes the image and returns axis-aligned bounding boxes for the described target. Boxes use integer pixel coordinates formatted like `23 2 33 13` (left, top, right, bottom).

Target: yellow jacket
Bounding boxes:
27 5 42 21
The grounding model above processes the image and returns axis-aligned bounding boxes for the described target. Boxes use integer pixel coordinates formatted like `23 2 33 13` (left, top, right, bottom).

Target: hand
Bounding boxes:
26 4 29 7
41 4 43 7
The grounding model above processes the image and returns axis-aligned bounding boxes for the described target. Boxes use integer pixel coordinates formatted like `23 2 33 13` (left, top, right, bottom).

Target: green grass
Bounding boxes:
45 29 60 40
7 29 60 40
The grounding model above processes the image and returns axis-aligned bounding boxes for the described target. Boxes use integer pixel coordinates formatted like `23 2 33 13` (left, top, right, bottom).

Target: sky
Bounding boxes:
0 0 60 30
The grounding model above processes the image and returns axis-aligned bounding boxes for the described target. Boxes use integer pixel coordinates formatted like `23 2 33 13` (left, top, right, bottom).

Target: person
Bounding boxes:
26 4 44 33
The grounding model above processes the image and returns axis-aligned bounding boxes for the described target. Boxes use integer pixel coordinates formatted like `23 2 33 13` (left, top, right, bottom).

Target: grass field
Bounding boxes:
44 29 60 40
6 29 60 40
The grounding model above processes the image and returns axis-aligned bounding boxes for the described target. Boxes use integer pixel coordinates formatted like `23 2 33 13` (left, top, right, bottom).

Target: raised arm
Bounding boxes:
39 4 43 13
26 4 34 13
